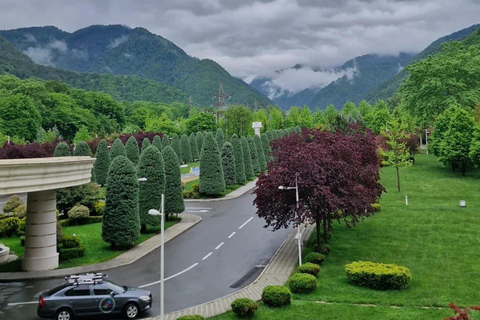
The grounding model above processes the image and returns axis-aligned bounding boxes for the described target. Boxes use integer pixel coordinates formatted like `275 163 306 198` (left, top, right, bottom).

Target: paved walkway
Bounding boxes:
0 213 201 281
153 224 314 320
185 178 258 203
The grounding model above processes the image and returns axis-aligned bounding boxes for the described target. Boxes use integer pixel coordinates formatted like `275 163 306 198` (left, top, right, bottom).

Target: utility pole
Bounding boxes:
211 84 230 123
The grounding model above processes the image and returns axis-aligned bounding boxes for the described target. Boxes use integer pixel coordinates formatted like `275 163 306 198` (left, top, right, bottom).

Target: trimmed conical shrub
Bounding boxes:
162 134 170 147
153 135 163 151
199 133 225 195
196 132 205 154
125 136 140 166
141 137 151 154
171 133 182 164
111 138 126 159
138 146 165 232
94 139 110 186
241 136 254 179
189 132 199 161
231 134 246 184
254 135 267 172
73 141 91 156
54 142 71 157
180 134 192 163
215 128 224 149
163 146 184 220
221 142 236 186
102 156 140 248
248 136 260 174
261 134 270 161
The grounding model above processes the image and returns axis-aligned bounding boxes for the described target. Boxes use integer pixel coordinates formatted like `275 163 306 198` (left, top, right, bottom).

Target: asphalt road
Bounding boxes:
0 191 291 319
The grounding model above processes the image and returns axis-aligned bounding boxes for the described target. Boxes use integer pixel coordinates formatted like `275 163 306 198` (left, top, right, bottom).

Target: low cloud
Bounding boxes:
22 39 68 66
107 35 129 49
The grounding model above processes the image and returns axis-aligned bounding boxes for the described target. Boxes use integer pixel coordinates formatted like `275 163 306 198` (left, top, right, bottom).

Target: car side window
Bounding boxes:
73 285 91 296
92 284 111 296
64 288 74 297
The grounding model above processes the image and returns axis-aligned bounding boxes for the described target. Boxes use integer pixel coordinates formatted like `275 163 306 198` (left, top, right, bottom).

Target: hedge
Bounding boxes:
298 262 321 276
261 285 291 307
61 236 82 248
288 273 317 294
231 298 258 318
345 261 412 290
305 252 325 265
59 216 102 227
59 246 86 260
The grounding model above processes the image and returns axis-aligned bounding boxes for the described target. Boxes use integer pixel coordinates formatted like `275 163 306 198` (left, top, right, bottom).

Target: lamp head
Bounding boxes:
138 177 147 182
148 209 162 216
278 186 285 190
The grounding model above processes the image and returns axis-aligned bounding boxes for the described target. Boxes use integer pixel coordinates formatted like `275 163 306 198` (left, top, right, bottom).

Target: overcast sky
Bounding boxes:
1 0 480 92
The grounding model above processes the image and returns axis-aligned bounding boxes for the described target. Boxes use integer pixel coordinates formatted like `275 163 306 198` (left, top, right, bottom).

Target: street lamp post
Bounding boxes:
278 176 302 266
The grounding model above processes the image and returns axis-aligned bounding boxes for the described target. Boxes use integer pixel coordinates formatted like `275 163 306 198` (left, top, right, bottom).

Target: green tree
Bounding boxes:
231 134 246 184
358 100 373 120
199 133 225 195
110 138 126 159
312 107 325 126
221 142 236 186
261 133 270 161
125 136 140 166
252 109 268 132
196 132 205 154
54 142 71 157
216 128 224 149
163 146 185 220
94 139 110 186
189 132 199 160
141 137 151 154
73 126 91 144
145 113 180 135
241 136 254 179
170 133 182 164
162 134 170 147
138 146 165 232
152 135 163 151
180 134 192 163
268 106 284 129
73 141 91 156
186 112 216 133
102 156 140 248
225 105 253 137
324 104 337 130
254 135 267 172
0 93 41 141
247 136 260 174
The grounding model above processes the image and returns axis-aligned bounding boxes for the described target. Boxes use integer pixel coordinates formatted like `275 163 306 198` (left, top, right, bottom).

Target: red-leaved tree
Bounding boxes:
254 127 384 248
445 302 480 320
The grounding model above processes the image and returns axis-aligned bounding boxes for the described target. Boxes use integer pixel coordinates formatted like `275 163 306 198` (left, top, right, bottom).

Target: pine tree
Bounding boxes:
180 134 192 163
125 136 140 166
221 142 236 186
248 136 260 174
171 133 182 164
261 133 270 161
138 146 165 232
231 134 246 184
73 141 91 156
111 138 126 159
241 136 254 179
163 146 185 220
102 156 140 248
152 135 163 151
141 137 151 154
216 128 224 149
94 139 110 186
54 142 71 157
189 132 199 161
162 134 170 147
199 133 225 195
196 132 205 154
254 135 267 172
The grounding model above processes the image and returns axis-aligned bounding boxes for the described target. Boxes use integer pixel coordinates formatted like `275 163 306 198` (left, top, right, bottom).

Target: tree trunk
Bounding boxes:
462 162 466 176
396 167 401 192
323 218 328 243
140 224 147 233
316 218 321 249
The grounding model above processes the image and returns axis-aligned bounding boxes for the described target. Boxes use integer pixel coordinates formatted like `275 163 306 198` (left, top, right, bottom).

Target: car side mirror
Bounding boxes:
110 291 116 297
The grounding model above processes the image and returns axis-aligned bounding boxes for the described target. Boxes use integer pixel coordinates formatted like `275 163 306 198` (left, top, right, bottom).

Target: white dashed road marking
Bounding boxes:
239 217 254 229
228 232 236 239
202 252 213 261
7 301 37 306
215 242 224 250
138 263 199 288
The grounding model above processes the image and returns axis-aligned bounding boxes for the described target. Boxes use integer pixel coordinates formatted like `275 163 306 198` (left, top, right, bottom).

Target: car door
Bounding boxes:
68 285 94 315
91 284 116 315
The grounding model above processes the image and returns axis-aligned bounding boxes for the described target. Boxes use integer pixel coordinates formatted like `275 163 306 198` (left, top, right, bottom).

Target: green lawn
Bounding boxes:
184 177 255 198
211 154 480 320
181 161 200 174
0 221 177 271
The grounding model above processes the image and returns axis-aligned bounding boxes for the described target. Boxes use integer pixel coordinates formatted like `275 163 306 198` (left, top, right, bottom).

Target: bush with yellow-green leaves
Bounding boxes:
345 261 412 290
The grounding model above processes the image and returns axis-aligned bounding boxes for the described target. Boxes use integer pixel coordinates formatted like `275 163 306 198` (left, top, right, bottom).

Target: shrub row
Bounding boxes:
262 285 291 307
59 246 86 260
305 252 325 265
298 262 320 276
59 216 102 227
61 236 82 249
345 261 412 290
231 298 258 318
288 273 317 294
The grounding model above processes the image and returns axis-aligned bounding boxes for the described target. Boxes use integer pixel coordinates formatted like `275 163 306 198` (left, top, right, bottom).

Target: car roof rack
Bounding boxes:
65 273 108 285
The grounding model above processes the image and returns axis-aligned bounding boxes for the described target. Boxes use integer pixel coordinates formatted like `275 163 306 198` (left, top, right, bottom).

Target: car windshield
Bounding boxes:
105 281 126 293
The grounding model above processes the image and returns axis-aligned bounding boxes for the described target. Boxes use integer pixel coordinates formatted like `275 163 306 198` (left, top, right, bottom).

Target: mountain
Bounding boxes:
0 25 273 107
365 23 480 102
0 36 188 104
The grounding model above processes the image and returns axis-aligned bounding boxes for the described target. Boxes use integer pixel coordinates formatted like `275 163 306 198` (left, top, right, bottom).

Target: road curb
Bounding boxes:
184 178 258 203
0 213 202 282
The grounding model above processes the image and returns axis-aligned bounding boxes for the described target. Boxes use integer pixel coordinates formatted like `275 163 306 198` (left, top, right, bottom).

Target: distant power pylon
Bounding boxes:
188 96 193 107
211 84 230 122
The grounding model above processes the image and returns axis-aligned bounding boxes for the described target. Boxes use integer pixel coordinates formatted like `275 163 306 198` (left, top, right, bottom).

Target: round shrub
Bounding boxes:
298 262 320 276
262 285 291 307
371 203 381 211
305 252 325 265
345 261 412 290
0 217 20 237
68 205 90 220
176 316 205 320
2 195 23 213
16 218 26 236
288 273 317 294
93 201 105 216
231 298 258 319
13 204 26 218
320 244 331 255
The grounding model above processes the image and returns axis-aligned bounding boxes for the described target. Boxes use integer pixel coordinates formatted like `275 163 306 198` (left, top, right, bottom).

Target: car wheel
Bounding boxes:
56 308 73 320
124 302 139 319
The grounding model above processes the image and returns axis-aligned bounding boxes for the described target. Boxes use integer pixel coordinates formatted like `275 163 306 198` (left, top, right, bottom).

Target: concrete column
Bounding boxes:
23 190 58 271
252 122 262 136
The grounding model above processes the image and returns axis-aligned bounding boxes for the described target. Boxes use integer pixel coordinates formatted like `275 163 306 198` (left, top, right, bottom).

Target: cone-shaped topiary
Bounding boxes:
180 134 192 163
73 141 92 156
248 136 260 174
261 134 270 161
162 134 170 147
231 134 246 184
215 128 224 149
94 139 110 186
153 135 163 151
254 135 267 172
111 138 126 159
163 146 185 220
102 156 140 248
189 132 199 161
141 137 151 154
138 146 165 232
125 136 140 166
171 133 182 164
221 142 236 186
199 133 225 195
241 136 254 179
196 132 205 154
54 142 71 157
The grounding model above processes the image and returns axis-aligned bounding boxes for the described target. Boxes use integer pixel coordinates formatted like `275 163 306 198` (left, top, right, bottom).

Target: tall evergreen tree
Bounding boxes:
171 133 183 164
199 133 225 195
94 139 110 186
138 146 165 232
231 134 246 184
73 141 91 156
152 135 163 151
221 142 236 186
254 135 267 172
241 136 254 179
216 128 224 149
102 156 140 248
162 134 170 147
196 132 205 154
54 142 71 157
141 137 151 154
261 133 270 161
189 132 199 161
180 134 193 163
125 136 140 166
163 146 185 220
111 138 126 159
248 136 261 174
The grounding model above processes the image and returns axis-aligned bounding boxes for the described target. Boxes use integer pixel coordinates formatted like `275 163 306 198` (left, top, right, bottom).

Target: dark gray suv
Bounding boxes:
37 273 152 320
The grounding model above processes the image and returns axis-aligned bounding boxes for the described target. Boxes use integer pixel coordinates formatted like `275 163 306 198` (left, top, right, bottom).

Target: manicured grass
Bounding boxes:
184 177 255 198
0 220 177 271
181 161 199 174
